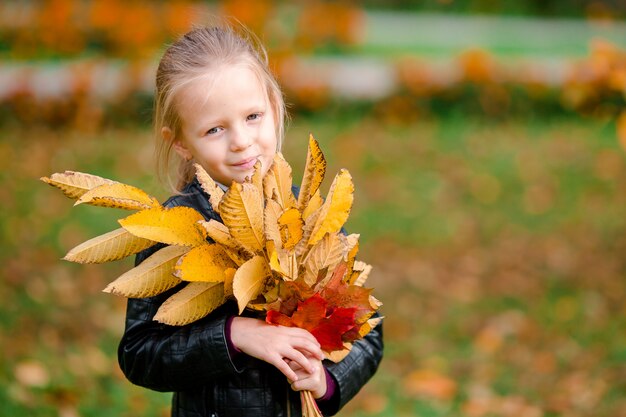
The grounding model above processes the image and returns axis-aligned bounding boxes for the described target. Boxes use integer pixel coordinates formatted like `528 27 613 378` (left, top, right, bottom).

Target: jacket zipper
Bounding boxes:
286 384 291 417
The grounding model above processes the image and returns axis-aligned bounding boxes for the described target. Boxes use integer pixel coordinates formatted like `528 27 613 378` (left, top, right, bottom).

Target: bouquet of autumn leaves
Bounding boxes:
41 135 381 417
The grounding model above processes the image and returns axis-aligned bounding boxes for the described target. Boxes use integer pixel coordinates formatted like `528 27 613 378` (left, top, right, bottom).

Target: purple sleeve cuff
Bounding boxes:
225 316 241 357
316 367 337 403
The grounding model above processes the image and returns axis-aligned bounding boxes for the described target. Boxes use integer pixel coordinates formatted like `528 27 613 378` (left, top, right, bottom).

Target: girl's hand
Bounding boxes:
287 356 327 399
230 317 324 382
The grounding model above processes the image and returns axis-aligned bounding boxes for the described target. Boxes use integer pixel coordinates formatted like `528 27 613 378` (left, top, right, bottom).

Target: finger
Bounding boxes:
279 326 320 346
291 339 324 361
288 360 305 372
284 348 315 374
291 375 320 393
290 378 310 392
271 355 299 382
292 328 322 348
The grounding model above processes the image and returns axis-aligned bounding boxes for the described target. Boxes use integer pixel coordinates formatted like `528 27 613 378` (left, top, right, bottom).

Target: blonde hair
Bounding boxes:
154 24 287 191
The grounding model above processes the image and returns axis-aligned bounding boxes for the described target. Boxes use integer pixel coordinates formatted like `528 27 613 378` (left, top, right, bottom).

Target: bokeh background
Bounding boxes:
2 1 626 416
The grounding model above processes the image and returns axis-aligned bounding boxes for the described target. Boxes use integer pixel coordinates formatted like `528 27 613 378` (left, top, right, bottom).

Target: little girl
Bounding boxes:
118 25 383 417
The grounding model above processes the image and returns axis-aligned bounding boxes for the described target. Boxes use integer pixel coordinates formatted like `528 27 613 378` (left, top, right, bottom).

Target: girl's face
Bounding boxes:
170 64 278 186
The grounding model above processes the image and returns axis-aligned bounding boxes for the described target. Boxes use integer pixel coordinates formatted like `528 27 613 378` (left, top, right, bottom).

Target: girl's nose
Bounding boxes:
229 127 253 151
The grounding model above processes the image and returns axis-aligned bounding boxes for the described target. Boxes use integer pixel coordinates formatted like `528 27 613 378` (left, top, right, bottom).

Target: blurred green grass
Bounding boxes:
2 113 625 416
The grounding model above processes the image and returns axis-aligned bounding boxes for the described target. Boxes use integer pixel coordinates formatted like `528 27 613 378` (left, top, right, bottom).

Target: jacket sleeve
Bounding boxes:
117 244 244 392
319 317 384 416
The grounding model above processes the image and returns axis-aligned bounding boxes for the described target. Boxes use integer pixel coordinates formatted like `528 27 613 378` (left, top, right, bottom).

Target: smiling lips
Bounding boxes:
231 157 259 170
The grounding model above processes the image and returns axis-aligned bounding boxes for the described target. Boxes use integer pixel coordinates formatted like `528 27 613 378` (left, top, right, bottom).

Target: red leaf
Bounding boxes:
310 307 357 350
291 294 327 327
266 309 293 327
321 264 373 324
266 294 358 351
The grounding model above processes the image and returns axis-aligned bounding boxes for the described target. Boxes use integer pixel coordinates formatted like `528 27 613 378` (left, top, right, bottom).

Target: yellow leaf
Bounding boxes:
223 268 235 296
154 282 225 326
286 252 298 280
348 260 373 286
63 228 154 264
74 183 160 210
267 240 297 280
198 220 246 251
298 134 326 211
41 171 116 200
233 255 272 313
308 169 354 245
263 153 296 210
359 317 383 338
278 207 303 250
194 163 223 214
325 343 352 363
343 233 360 272
198 220 249 266
264 198 283 248
219 182 265 254
174 244 236 282
369 295 383 310
294 205 321 259
103 245 189 298
249 160 263 194
302 233 344 286
268 243 285 276
302 189 323 221
119 206 206 247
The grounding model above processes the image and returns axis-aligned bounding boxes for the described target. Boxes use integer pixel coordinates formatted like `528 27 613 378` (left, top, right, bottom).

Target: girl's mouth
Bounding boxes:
231 157 258 170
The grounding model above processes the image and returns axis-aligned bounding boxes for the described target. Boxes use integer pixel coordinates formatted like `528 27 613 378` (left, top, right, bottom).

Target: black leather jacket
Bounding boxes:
118 179 384 417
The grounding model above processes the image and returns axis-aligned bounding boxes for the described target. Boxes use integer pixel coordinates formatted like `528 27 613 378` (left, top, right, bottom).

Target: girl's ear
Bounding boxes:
163 127 193 161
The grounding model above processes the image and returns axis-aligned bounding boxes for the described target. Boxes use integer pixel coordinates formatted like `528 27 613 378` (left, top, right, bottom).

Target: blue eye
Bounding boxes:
247 113 262 121
206 127 221 135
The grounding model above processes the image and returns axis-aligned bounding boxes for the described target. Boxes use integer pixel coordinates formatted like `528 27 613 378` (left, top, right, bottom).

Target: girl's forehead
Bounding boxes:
174 64 270 118
181 64 267 101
